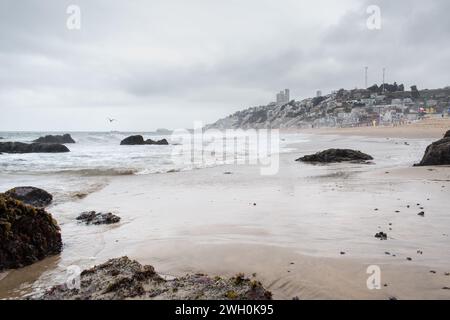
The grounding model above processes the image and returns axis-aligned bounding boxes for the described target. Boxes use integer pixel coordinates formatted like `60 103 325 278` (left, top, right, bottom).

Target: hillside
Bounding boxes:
206 86 450 129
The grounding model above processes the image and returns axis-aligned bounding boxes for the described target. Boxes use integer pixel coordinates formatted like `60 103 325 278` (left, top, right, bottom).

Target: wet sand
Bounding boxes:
1 132 450 300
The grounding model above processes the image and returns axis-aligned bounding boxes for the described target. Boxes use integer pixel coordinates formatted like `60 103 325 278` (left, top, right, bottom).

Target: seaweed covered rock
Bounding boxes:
33 134 75 144
76 211 121 225
415 133 450 166
5 187 53 208
0 142 70 153
296 149 373 163
120 135 169 145
0 194 62 271
40 257 272 300
444 130 450 139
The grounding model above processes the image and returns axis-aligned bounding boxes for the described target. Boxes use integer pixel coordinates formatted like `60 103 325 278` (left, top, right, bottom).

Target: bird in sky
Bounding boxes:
107 118 116 123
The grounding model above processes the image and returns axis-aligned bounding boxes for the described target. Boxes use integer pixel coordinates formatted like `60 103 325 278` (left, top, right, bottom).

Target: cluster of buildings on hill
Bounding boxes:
208 85 450 130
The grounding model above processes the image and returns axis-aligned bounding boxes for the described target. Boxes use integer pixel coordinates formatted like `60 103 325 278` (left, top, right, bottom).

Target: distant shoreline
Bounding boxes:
297 117 450 139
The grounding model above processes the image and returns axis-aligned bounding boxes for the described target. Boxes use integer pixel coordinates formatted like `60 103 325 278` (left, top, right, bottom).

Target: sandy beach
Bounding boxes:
1 122 449 300
302 117 450 139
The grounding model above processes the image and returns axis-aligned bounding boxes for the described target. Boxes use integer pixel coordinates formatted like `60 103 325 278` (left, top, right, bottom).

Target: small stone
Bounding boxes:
375 232 388 240
76 211 121 225
418 212 425 217
406 257 412 261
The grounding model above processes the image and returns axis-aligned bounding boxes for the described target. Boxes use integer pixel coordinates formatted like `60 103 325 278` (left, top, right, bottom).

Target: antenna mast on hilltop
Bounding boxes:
365 66 368 89
382 68 386 93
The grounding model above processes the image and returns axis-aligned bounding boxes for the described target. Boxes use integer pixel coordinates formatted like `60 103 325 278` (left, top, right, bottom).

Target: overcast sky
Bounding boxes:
1 0 449 131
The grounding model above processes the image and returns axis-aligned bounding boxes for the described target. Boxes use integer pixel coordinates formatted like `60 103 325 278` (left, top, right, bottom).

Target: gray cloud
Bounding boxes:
0 0 449 131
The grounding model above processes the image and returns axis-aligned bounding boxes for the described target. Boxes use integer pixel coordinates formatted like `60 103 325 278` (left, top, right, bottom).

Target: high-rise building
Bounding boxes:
284 89 290 102
316 90 322 97
276 89 290 105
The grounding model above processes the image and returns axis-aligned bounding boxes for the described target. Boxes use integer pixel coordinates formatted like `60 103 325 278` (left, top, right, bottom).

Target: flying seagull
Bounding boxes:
107 118 116 123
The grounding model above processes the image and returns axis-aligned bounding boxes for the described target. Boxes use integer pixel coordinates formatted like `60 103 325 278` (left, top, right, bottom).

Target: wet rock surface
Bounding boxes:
33 134 75 144
76 211 121 225
40 257 272 300
296 149 373 163
444 130 450 139
0 194 62 271
416 131 450 166
120 135 169 145
0 142 70 153
5 187 53 208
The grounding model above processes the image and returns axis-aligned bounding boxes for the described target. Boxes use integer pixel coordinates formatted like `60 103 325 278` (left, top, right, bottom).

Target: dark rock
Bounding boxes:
415 135 450 166
5 187 53 208
375 232 388 240
418 212 425 217
120 135 169 146
33 134 75 144
0 142 70 154
0 194 62 271
296 149 373 163
76 211 121 225
444 130 450 138
145 138 169 145
120 135 146 145
39 256 272 300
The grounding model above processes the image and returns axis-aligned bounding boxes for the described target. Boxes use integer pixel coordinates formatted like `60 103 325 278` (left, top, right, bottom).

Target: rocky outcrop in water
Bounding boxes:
5 187 53 208
415 131 450 166
76 211 121 225
0 142 70 153
0 194 62 271
120 135 169 145
40 256 272 300
33 134 75 144
145 138 169 145
296 149 373 163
